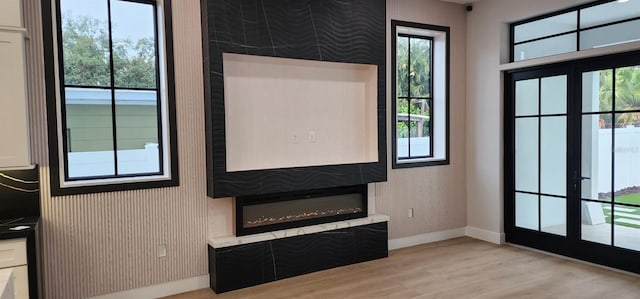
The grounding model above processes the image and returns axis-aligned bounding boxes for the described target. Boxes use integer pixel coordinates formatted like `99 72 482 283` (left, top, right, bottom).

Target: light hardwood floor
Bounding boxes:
164 237 640 299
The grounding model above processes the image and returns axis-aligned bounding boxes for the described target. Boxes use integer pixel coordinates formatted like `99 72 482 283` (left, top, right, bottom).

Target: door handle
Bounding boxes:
571 173 590 182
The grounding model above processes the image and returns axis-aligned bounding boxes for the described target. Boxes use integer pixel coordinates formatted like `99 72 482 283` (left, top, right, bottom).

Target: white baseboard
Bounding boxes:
465 226 505 244
89 274 209 299
388 227 466 250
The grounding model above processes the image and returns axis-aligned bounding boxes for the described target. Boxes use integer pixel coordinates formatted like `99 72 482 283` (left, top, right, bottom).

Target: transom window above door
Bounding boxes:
511 0 640 62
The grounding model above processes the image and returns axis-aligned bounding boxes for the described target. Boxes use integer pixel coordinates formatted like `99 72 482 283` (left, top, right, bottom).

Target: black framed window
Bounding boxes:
391 21 449 169
42 0 179 195
511 0 640 62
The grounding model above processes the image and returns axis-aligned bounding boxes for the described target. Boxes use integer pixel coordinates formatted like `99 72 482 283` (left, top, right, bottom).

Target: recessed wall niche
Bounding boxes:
202 0 386 198
224 53 378 172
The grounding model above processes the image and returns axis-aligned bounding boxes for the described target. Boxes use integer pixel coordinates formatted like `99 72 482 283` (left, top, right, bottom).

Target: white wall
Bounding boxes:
464 0 638 239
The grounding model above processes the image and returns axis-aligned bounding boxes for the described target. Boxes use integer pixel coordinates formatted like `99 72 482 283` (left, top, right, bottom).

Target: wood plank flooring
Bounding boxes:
164 237 640 298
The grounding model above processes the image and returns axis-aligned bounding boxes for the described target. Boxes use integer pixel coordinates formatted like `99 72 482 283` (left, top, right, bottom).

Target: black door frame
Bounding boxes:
505 50 640 274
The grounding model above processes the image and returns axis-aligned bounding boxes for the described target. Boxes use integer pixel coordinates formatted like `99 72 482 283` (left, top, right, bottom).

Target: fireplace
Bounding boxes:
235 185 368 236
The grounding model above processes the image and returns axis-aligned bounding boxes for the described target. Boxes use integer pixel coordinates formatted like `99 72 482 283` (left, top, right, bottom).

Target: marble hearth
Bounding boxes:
208 215 389 293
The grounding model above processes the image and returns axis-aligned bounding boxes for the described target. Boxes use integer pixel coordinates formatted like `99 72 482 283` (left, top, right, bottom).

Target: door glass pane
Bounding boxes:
541 75 567 115
515 79 538 116
65 87 115 178
580 0 640 28
613 204 640 252
115 90 160 175
614 66 640 112
580 19 640 50
581 115 613 202
516 118 539 193
541 117 566 196
582 69 613 113
513 33 577 62
541 196 566 236
582 201 611 245
516 192 539 230
514 12 577 43
409 99 430 157
614 114 640 204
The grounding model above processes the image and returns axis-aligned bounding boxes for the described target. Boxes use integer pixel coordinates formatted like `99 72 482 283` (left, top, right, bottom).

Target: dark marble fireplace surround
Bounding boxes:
202 0 387 199
201 0 388 293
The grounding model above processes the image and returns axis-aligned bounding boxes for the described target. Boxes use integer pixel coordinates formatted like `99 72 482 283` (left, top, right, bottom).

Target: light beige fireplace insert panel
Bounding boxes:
223 53 378 172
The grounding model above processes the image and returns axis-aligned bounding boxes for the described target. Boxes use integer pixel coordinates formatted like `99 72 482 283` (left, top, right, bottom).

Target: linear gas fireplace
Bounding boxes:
235 185 368 236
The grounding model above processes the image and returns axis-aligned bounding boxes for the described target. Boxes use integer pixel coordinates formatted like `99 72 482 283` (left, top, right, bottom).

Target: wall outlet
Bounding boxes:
408 208 414 218
157 244 167 257
291 134 299 144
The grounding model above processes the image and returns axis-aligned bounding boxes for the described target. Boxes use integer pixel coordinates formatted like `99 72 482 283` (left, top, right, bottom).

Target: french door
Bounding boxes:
505 51 640 274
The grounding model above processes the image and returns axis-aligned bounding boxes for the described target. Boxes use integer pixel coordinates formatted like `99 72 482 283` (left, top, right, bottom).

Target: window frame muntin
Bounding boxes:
43 0 179 195
391 20 450 169
510 0 640 62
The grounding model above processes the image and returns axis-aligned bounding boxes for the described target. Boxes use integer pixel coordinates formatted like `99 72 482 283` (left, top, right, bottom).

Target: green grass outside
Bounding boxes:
601 192 640 229
613 193 640 205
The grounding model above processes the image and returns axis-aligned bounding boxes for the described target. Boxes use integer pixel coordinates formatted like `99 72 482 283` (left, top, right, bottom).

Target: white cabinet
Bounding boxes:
0 268 14 299
0 0 23 28
0 239 28 299
0 0 30 168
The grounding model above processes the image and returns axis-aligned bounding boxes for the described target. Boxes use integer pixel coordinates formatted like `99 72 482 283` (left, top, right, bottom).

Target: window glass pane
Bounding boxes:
397 98 409 159
65 87 115 178
580 0 640 28
115 90 160 175
409 38 431 98
614 66 640 113
60 0 110 87
541 75 567 115
396 36 408 97
515 118 539 193
581 115 613 202
515 79 538 117
613 204 640 252
540 117 566 196
514 12 577 43
582 201 611 245
513 33 577 61
516 192 539 230
580 19 640 50
582 70 613 113
409 99 431 157
541 196 566 236
111 0 157 89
